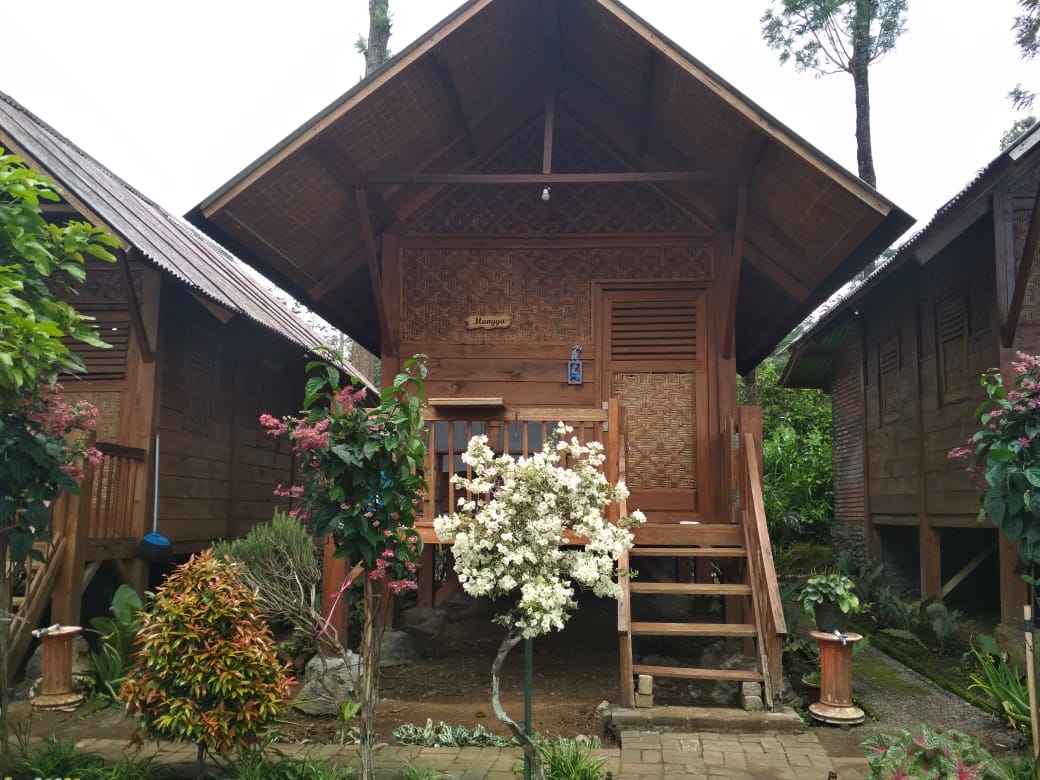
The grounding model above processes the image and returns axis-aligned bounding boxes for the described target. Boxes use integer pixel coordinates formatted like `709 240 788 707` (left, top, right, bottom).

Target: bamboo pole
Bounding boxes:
1025 604 1039 759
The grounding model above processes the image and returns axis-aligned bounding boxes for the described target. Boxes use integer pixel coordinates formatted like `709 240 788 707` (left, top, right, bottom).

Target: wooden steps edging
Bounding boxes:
630 621 756 637
632 663 765 683
629 582 751 596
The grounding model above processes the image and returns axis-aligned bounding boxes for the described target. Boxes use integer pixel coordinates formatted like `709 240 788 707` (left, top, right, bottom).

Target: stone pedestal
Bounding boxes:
31 625 83 709
808 630 864 725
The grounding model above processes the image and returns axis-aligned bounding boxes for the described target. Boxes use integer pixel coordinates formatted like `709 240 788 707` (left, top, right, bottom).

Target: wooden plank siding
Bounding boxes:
155 287 303 549
848 221 1000 600
390 236 724 523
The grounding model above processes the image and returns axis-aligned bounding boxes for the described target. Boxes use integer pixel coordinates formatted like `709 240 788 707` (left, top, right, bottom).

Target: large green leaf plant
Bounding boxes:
950 353 1040 583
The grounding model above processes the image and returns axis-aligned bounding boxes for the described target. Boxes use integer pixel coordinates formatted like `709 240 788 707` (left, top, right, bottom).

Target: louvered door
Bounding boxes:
599 286 710 521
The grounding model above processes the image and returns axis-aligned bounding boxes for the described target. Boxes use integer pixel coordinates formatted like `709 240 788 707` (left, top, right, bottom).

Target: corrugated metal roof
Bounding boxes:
782 122 1040 389
0 90 373 390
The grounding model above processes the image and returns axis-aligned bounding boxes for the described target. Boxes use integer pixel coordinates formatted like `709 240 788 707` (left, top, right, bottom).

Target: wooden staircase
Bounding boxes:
617 412 787 709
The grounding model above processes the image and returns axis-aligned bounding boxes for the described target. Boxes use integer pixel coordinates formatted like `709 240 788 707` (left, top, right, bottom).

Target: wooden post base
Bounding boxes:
808 630 864 726
31 625 83 709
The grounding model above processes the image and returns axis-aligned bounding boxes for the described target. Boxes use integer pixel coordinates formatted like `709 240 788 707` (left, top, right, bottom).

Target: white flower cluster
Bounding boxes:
433 424 645 638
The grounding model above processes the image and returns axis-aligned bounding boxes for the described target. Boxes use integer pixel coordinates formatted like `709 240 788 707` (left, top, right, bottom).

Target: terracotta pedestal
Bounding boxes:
31 625 83 709
808 629 864 725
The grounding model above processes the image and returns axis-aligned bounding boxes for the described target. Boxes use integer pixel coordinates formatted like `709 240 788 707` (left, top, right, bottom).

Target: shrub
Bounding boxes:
85 583 142 703
120 550 292 779
969 634 1033 732
212 510 323 645
536 736 609 780
862 725 1013 779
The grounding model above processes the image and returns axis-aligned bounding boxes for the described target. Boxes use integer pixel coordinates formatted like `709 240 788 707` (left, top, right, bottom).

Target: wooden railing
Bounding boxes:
731 408 787 709
419 403 623 534
87 442 147 540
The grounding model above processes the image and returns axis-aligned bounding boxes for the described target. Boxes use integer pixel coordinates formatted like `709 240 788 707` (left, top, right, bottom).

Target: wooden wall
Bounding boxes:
837 219 999 601
386 234 734 522
155 286 304 548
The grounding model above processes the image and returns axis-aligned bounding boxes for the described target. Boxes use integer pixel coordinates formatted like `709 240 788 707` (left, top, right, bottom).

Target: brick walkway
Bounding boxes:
71 729 872 779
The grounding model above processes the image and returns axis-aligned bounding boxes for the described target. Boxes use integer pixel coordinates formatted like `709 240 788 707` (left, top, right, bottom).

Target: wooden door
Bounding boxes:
599 286 710 522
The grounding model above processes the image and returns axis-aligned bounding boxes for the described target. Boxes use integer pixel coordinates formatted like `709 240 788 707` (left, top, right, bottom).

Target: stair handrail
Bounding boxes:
736 418 787 710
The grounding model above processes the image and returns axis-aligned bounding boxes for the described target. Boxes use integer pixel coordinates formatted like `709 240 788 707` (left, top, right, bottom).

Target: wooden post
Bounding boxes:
1024 604 1039 758
50 459 95 627
320 536 352 651
808 630 865 725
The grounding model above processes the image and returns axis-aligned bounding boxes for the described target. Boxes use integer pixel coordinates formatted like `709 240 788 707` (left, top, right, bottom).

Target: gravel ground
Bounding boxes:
810 644 1027 761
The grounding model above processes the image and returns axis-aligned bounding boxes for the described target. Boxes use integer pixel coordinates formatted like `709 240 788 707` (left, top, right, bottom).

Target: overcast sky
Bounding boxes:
4 1 1039 238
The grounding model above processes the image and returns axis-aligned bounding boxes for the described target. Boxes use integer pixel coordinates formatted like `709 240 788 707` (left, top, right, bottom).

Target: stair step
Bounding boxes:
630 621 757 637
631 546 746 558
632 523 743 546
629 582 751 596
633 663 764 683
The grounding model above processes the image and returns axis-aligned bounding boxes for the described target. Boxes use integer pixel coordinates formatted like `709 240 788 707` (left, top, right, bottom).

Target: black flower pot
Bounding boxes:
813 600 848 633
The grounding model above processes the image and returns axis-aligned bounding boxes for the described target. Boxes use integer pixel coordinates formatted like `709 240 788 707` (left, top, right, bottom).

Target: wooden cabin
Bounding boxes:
0 91 372 676
188 0 911 707
782 123 1040 633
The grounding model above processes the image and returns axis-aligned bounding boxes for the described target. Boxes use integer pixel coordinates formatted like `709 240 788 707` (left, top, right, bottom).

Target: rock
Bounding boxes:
401 607 444 637
380 629 420 667
292 651 363 716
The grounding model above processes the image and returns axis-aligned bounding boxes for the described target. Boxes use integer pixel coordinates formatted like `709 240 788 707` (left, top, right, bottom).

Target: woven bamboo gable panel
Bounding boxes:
401 245 712 343
612 371 696 491
408 119 710 235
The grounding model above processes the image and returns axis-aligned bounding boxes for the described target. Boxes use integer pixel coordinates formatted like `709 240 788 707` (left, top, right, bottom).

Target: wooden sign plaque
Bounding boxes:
465 313 512 330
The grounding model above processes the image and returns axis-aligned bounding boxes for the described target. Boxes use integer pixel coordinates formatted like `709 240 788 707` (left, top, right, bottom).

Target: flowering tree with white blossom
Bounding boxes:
434 424 644 779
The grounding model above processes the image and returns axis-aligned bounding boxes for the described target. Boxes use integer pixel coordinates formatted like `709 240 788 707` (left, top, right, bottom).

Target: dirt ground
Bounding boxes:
10 590 1026 761
12 591 624 747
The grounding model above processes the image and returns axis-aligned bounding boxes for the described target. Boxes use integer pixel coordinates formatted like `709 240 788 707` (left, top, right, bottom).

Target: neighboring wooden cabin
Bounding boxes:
189 0 911 706
783 124 1040 629
0 91 371 671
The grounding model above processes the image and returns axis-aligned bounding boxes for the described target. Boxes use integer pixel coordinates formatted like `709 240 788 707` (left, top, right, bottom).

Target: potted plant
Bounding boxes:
800 572 862 632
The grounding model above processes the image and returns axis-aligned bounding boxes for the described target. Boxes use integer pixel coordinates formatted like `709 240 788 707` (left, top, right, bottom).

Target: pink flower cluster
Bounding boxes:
333 385 364 413
18 384 103 481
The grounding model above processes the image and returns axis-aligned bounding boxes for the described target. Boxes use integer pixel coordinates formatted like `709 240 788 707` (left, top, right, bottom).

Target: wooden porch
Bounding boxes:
412 400 786 710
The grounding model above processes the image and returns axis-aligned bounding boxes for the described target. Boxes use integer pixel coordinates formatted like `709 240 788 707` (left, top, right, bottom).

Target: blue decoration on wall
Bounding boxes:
567 345 584 385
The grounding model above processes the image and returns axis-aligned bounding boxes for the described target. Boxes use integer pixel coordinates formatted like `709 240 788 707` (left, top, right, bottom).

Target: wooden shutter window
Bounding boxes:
59 310 130 381
609 296 698 364
878 334 900 424
936 295 969 404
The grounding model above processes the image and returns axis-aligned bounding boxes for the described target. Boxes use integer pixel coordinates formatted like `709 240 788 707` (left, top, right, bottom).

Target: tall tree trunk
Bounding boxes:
491 629 545 780
851 0 876 188
365 0 392 77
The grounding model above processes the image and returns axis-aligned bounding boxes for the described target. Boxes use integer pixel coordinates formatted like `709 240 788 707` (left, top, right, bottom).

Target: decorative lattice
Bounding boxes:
401 245 712 342
408 119 711 236
1013 205 1040 325
611 372 696 490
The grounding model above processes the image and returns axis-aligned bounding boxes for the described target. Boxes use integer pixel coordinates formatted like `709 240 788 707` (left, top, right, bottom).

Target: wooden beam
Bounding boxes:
312 139 397 225
722 132 765 359
636 49 657 156
1003 193 1040 346
542 93 556 176
590 0 893 216
942 541 997 599
369 170 729 185
743 242 809 300
308 245 367 301
723 186 748 360
201 0 497 218
431 50 477 158
541 0 562 87
355 188 393 356
119 249 155 362
214 209 319 288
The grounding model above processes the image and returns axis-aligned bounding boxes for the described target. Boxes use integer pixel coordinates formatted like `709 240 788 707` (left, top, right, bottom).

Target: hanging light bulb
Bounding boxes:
541 186 551 202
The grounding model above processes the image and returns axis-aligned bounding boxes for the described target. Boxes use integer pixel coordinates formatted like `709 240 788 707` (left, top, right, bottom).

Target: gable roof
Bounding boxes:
782 122 1040 389
0 90 373 390
188 0 912 374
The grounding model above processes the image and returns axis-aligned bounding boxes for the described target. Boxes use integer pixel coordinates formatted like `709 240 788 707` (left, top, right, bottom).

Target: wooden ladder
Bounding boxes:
618 523 766 705
6 535 67 683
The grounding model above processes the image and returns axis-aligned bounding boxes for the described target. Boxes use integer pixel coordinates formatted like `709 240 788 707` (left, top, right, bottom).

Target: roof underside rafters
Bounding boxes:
189 0 911 371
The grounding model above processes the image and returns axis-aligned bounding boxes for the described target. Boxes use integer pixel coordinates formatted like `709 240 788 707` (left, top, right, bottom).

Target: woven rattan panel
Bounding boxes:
402 245 711 342
409 119 710 235
63 390 122 443
611 372 695 491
